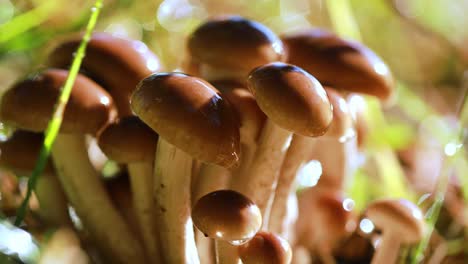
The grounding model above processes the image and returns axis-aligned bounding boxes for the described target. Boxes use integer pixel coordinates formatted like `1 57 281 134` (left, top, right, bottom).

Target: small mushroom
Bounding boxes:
48 32 162 116
295 187 357 264
269 87 356 236
188 16 285 83
238 231 292 264
98 116 160 262
365 199 425 264
131 72 240 264
192 190 262 263
234 62 332 228
0 130 70 227
0 69 145 263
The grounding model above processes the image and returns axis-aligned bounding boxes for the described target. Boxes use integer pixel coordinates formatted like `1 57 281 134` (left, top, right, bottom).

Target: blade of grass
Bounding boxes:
410 73 468 263
0 0 58 43
14 0 104 226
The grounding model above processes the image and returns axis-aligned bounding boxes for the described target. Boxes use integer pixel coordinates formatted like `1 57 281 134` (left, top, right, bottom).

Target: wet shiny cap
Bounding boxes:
247 62 333 137
188 16 284 73
192 190 262 243
323 87 355 142
131 72 240 168
0 69 116 134
238 231 292 264
98 116 158 163
282 30 394 100
48 32 162 116
0 130 54 175
365 199 425 244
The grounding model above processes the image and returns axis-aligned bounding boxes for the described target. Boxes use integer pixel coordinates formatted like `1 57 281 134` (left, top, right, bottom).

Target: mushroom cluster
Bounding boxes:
0 15 465 264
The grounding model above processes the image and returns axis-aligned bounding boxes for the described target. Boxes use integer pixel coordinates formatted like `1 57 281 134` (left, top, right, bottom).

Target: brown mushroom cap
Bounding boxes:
48 32 162 116
191 190 262 243
282 30 394 100
365 199 425 244
131 72 240 168
323 87 355 142
247 62 333 137
0 69 116 135
238 231 292 264
98 116 158 163
0 130 54 175
188 16 284 73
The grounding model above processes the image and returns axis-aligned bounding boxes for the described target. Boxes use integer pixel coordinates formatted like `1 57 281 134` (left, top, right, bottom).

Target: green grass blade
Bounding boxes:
14 0 104 226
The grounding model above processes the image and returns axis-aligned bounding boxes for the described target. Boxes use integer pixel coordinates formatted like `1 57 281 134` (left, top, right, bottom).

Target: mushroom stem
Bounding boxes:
371 232 401 264
217 241 241 264
231 119 292 228
193 164 230 203
34 173 71 226
127 162 161 262
51 133 146 263
231 142 257 184
154 138 199 264
268 135 314 235
308 137 358 189
193 164 230 264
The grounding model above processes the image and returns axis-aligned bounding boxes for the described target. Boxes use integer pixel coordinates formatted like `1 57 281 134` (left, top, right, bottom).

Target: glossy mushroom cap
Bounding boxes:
191 190 262 243
323 87 355 142
98 116 158 163
247 62 333 137
0 69 116 135
131 72 240 168
238 231 292 264
211 81 267 144
282 30 394 100
365 199 425 244
188 16 284 77
48 32 162 116
296 187 356 252
0 130 55 175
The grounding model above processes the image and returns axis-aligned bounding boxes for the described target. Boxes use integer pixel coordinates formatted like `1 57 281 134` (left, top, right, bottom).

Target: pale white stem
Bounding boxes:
269 135 315 235
52 134 145 264
154 138 200 264
127 162 161 263
216 241 242 264
35 172 71 227
193 163 230 264
193 164 230 203
231 120 292 228
230 142 256 184
195 231 214 264
308 137 358 190
371 233 401 264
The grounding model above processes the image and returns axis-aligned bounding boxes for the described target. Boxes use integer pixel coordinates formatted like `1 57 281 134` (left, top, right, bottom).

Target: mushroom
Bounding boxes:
238 231 292 264
131 72 240 264
233 62 332 228
48 32 162 116
281 29 394 101
295 187 357 264
187 16 285 83
0 69 145 263
0 130 70 227
192 190 262 263
365 199 425 264
269 87 356 237
97 116 160 262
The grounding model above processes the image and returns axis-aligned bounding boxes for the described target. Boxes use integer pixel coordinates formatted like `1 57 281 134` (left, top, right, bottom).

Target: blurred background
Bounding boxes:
0 0 467 263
